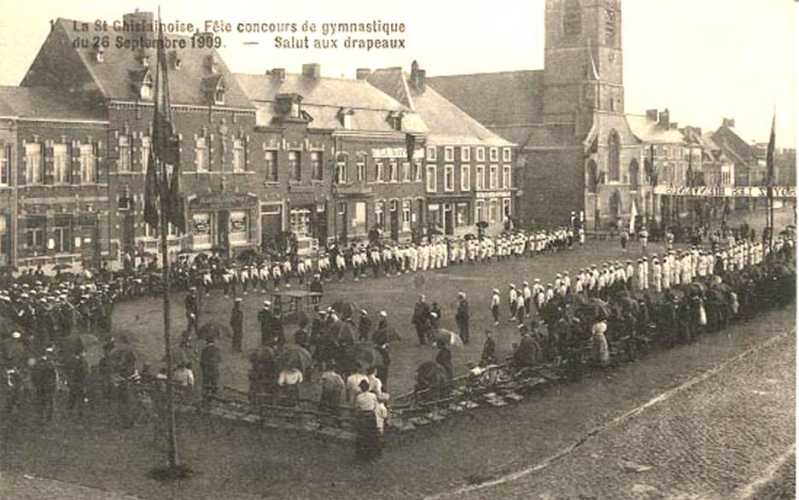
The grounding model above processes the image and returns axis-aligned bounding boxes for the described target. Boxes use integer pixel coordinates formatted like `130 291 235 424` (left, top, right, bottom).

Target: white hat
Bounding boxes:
11 331 21 339
263 300 271 307
379 311 387 317
235 297 243 302
430 312 438 319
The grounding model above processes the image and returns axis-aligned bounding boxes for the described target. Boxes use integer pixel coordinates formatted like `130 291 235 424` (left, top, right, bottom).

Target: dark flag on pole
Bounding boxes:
143 14 186 234
766 113 776 187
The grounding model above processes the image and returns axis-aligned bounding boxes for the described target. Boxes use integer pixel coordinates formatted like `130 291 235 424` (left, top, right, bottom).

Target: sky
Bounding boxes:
0 0 795 147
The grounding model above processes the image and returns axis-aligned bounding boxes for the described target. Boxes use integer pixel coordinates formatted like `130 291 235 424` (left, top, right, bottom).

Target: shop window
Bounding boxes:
489 199 499 223
229 211 248 243
265 150 278 182
353 202 367 234
374 200 385 228
456 202 470 227
475 200 485 223
53 215 72 253
25 143 42 184
290 208 310 236
192 213 211 247
24 216 46 251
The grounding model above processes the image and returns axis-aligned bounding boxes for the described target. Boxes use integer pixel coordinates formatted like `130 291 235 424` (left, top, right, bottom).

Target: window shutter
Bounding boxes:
43 140 54 185
244 135 251 172
71 140 81 185
95 141 105 184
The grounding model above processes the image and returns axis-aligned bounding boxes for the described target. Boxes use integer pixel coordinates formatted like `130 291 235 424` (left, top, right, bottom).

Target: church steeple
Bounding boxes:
542 0 625 122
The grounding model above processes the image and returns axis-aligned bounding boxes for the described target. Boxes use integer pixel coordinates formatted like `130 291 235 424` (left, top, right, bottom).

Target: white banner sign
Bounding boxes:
654 185 796 199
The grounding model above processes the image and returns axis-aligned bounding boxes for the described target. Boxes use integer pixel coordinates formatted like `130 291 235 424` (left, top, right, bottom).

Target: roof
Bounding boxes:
625 114 685 144
35 18 253 109
0 86 106 121
235 72 426 133
368 68 514 146
427 71 544 130
712 125 754 165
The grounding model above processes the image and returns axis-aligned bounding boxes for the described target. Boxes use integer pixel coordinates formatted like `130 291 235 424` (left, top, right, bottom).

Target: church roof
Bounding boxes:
368 67 514 146
427 70 544 132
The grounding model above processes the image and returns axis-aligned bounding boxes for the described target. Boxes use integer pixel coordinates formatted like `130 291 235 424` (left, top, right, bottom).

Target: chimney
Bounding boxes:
658 109 670 128
410 60 426 91
646 109 658 122
670 122 678 130
722 118 736 128
302 63 321 80
356 68 372 80
270 68 286 82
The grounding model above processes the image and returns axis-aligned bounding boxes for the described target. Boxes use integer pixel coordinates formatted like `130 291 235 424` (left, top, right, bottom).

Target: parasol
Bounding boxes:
276 344 313 372
433 329 464 348
197 321 231 341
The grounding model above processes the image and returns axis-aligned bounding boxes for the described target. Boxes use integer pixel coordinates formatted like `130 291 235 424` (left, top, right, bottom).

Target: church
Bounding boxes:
429 0 648 230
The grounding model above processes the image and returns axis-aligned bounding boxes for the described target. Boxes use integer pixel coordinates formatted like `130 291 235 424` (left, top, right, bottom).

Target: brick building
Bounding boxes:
367 63 517 237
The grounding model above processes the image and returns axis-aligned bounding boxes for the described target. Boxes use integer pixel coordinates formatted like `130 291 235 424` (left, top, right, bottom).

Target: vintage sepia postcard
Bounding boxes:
0 0 795 498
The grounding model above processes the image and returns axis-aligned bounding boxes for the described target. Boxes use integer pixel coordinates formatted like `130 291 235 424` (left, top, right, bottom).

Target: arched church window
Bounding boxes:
608 130 621 182
563 0 582 37
605 0 617 45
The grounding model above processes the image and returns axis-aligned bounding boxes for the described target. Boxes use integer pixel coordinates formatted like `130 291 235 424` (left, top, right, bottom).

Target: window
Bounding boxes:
475 200 485 223
118 136 130 172
336 158 347 185
288 151 301 181
455 202 469 227
311 151 323 180
461 146 471 162
25 143 42 184
140 136 150 174
356 154 366 182
502 147 512 162
53 145 68 184
476 165 485 190
374 200 385 228
426 165 437 192
502 165 512 189
353 202 367 234
489 165 499 189
426 146 437 161
413 161 422 182
460 165 470 191
80 145 96 184
24 216 46 251
476 147 485 162
444 147 454 162
388 160 398 182
265 150 278 182
489 199 499 223
402 161 411 182
502 198 512 220
374 161 384 182
489 147 499 162
289 208 310 236
608 130 620 182
214 86 225 106
196 137 208 172
402 200 411 232
192 213 212 248
53 215 72 253
444 165 454 192
232 139 245 173
0 144 10 186
140 74 153 100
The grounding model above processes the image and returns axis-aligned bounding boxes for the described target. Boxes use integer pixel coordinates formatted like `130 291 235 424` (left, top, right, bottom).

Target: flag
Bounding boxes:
766 112 776 187
143 11 186 234
629 200 637 235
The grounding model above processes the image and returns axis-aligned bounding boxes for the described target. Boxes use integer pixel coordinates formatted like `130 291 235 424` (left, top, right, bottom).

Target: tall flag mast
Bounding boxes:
766 110 776 250
144 7 186 476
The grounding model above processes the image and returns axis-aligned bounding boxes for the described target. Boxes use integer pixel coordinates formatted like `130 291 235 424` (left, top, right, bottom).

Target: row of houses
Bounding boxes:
0 12 517 269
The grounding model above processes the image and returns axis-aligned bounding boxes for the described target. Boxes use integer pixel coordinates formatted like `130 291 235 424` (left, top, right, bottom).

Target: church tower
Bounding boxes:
542 0 624 127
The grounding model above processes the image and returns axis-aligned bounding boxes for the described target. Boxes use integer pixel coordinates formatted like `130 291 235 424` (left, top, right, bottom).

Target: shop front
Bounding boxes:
427 196 472 237
187 192 259 258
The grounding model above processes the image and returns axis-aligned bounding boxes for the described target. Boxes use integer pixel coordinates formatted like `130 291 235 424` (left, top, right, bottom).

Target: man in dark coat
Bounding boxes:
65 351 89 417
31 347 58 423
412 295 431 345
258 301 274 346
455 292 470 344
185 288 198 338
372 311 391 389
200 338 222 401
357 310 372 342
309 274 323 305
230 298 244 352
480 329 496 366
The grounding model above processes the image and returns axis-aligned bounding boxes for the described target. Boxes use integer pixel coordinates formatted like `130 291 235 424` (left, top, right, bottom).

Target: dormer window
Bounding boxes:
202 75 225 106
206 55 218 74
214 82 225 105
338 108 355 129
276 93 303 119
140 72 153 100
387 111 403 131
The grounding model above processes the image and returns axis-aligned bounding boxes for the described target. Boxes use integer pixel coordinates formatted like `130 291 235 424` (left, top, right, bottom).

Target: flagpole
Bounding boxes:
159 155 179 471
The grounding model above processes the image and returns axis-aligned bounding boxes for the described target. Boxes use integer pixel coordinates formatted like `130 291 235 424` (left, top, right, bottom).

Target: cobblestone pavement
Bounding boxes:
436 322 796 500
0 470 140 500
1 303 793 500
